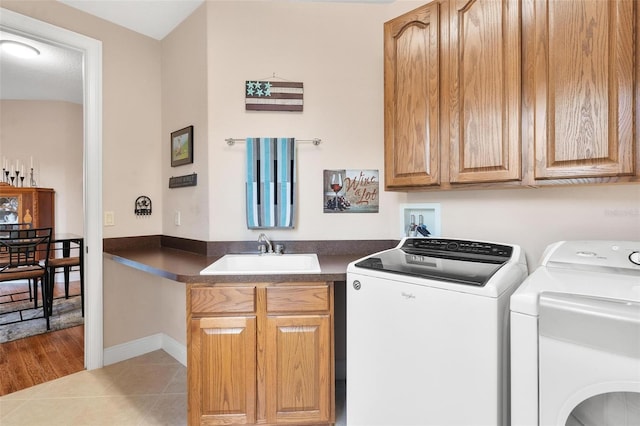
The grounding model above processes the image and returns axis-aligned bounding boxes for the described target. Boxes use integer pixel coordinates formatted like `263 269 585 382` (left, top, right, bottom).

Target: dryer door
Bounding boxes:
538 292 640 425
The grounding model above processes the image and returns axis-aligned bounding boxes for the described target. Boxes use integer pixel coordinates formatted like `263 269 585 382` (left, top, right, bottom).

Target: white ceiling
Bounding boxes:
0 30 84 103
1 0 205 103
0 0 393 103
57 0 206 41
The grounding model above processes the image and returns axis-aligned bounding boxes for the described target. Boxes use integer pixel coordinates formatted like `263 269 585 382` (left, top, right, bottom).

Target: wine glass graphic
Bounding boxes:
329 172 343 211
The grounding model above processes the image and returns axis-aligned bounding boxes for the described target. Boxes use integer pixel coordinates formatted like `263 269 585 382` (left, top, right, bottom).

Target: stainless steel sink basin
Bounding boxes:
200 253 321 275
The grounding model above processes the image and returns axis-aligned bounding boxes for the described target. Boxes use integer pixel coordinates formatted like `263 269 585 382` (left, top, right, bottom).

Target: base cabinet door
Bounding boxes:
265 315 332 424
189 316 257 425
188 283 335 426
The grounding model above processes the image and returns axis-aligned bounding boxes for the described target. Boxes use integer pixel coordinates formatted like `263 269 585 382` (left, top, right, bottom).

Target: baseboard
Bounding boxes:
161 333 187 366
103 333 186 367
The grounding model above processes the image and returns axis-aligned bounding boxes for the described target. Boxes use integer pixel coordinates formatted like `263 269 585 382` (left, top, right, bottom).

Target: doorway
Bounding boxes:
0 8 103 370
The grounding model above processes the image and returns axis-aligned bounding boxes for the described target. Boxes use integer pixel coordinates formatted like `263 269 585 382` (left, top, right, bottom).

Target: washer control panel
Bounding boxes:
402 238 513 258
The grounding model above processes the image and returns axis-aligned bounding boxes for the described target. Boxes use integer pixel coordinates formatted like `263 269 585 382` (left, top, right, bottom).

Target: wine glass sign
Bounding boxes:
323 169 379 213
329 172 343 211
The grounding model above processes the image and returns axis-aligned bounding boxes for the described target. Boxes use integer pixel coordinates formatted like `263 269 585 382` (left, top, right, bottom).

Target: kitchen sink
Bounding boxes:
200 253 321 275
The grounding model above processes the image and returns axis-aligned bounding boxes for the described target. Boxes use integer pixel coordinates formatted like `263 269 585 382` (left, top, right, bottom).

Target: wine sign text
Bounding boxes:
344 171 378 206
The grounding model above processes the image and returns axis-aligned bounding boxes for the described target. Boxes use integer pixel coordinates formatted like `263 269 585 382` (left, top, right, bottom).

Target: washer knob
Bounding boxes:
353 280 361 290
630 251 640 265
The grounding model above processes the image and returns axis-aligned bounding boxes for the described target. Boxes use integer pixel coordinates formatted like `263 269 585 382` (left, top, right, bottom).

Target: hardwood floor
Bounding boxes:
0 276 85 396
0 324 84 396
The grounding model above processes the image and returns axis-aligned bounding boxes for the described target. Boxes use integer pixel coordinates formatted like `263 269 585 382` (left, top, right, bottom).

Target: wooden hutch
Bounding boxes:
0 184 55 232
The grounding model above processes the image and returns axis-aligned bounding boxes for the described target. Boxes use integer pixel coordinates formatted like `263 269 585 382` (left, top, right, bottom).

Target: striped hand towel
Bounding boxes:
246 137 296 228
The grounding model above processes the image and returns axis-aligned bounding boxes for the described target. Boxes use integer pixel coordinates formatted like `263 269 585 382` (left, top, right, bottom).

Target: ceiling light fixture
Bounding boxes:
0 40 40 58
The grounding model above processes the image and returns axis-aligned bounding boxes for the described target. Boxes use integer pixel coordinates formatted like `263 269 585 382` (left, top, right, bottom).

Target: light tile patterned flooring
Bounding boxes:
0 350 186 426
0 349 347 426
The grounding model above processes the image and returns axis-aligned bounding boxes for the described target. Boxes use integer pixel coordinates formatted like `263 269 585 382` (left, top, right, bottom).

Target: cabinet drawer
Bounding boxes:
190 287 255 315
266 284 330 313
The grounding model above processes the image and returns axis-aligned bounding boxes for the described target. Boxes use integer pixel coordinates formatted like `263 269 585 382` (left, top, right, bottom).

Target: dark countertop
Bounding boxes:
103 237 399 284
104 246 366 284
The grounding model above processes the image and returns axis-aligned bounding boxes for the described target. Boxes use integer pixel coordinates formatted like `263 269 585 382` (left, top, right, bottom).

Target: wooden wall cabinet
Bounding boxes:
385 0 639 191
524 0 638 184
446 0 522 184
0 186 55 231
384 0 521 190
188 282 335 426
384 2 440 189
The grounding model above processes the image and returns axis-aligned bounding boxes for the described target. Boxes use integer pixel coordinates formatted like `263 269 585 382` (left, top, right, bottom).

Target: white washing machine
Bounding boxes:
510 240 640 426
347 238 528 426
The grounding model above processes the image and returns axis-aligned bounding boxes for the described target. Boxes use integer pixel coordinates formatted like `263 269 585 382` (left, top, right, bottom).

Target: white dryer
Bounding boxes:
510 240 640 426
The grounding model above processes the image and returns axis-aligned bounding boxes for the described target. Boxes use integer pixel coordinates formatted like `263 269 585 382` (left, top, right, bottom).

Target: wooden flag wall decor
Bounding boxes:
245 81 304 112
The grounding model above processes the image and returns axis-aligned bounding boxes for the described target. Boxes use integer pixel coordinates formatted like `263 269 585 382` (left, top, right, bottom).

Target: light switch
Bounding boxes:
174 211 181 226
104 211 115 226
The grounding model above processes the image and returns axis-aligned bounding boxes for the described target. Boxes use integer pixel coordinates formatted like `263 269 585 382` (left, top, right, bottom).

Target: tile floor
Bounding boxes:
0 350 186 426
0 350 347 426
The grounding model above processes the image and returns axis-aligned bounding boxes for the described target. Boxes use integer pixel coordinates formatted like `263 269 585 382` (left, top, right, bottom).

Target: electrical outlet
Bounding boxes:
104 211 115 226
174 211 181 226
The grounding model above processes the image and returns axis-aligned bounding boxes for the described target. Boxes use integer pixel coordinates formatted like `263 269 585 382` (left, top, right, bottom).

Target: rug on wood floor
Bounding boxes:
0 294 83 343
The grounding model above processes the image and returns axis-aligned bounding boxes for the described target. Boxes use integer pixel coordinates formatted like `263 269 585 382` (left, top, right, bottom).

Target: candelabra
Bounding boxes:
30 168 37 187
0 169 31 186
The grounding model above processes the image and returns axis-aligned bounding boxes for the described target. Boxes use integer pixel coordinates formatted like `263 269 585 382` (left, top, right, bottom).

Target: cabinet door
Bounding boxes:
189 316 257 426
532 0 635 179
265 314 332 424
384 2 440 189
448 0 522 183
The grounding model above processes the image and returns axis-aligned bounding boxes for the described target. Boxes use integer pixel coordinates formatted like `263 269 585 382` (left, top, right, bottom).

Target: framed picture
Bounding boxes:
171 125 194 167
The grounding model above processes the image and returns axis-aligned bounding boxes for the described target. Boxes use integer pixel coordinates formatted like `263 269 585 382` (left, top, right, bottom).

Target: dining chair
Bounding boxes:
48 237 83 317
0 223 38 307
0 227 53 329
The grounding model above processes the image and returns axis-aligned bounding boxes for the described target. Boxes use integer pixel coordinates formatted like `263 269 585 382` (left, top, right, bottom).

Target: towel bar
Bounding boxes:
225 138 321 146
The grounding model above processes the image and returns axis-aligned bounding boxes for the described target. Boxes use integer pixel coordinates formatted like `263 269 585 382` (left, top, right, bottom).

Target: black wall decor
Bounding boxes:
169 173 197 188
134 196 152 215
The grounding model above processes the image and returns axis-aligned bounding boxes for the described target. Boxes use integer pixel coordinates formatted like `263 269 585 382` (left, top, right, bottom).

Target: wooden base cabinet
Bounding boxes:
188 282 335 426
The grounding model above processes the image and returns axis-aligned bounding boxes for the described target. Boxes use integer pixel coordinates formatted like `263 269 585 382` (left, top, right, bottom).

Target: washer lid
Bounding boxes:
511 240 640 316
352 238 517 287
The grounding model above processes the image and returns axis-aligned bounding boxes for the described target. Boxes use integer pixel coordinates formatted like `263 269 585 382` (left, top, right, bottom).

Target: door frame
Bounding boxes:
1 8 104 370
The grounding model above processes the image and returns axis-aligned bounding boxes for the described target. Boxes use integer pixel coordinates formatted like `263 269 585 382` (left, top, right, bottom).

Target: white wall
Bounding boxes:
103 258 186 348
4 0 638 269
205 1 415 242
408 184 640 269
1 0 165 238
161 4 209 240
202 1 639 269
0 100 84 234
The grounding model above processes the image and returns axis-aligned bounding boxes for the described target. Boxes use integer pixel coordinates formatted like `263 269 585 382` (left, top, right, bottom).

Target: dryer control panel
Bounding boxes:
543 240 640 272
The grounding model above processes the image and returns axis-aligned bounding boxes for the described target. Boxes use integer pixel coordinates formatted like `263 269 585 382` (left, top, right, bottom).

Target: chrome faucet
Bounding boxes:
257 233 273 254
